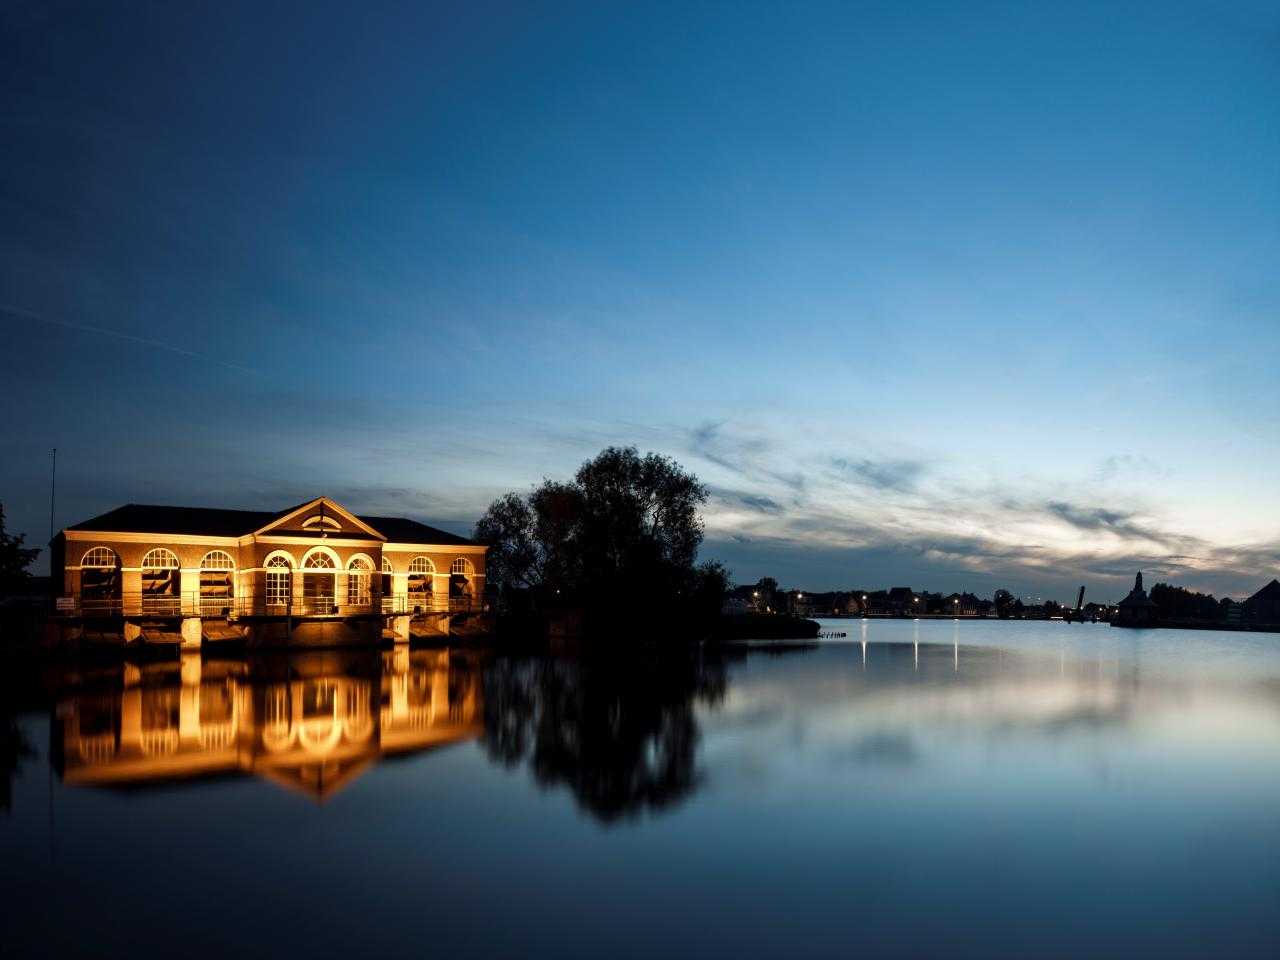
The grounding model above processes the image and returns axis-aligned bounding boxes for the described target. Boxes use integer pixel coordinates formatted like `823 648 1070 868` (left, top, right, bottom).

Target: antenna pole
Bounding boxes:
49 448 57 542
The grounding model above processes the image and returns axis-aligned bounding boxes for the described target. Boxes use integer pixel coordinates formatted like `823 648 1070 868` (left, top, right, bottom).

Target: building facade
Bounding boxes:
50 497 488 647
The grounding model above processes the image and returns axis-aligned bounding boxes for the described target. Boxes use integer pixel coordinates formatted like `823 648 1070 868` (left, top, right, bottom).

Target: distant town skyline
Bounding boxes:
2 1 1278 600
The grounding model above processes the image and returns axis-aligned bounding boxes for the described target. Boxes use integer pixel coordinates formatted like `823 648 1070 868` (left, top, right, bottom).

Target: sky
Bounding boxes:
1 0 1278 601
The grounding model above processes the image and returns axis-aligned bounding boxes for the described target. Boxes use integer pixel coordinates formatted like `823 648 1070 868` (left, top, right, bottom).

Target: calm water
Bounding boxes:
3 620 1280 957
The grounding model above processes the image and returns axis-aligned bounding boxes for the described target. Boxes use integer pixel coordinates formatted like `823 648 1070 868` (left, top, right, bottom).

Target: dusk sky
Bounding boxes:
2 0 1278 600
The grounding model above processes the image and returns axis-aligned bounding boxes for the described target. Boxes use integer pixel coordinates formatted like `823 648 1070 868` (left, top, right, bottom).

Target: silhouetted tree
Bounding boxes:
475 447 724 629
994 589 1018 619
1150 582 1221 621
0 504 40 595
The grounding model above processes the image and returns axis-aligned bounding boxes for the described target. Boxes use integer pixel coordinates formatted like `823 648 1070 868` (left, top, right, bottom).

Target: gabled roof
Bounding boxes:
66 502 478 546
1247 579 1280 603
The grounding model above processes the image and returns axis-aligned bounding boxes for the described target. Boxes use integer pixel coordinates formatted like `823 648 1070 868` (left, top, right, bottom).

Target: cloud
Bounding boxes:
831 457 928 493
710 487 784 515
2 304 258 375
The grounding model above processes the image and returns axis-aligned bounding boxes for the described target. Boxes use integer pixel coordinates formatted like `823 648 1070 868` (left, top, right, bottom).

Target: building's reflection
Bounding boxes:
54 649 482 800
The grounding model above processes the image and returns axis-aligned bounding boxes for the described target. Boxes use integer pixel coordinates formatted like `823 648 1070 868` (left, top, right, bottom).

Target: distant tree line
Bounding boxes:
1148 582 1229 621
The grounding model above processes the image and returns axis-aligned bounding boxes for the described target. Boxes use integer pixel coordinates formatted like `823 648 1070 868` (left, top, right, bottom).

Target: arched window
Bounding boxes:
302 550 336 610
79 547 120 612
266 554 292 608
199 551 235 616
346 556 371 606
141 548 181 613
449 557 474 602
407 557 434 606
81 546 118 569
141 548 180 569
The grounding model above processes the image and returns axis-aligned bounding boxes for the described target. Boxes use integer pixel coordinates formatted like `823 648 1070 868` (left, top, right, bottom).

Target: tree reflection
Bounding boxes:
1 713 33 813
482 650 726 822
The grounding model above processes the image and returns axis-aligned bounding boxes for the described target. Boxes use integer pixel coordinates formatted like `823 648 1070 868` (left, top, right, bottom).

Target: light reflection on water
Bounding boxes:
2 620 1279 958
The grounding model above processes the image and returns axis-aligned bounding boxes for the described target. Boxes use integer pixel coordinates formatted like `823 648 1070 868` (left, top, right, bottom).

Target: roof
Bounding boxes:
66 502 477 546
1247 579 1280 603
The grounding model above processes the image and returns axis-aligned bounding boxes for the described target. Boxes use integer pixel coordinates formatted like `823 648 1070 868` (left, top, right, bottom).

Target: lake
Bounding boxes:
3 619 1279 957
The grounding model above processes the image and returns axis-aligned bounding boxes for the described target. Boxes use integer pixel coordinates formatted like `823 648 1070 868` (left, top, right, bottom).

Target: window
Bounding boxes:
79 547 120 610
347 557 371 605
200 551 235 615
81 547 117 569
201 551 234 570
450 558 473 576
141 548 180 570
303 552 336 569
382 557 393 574
266 555 292 607
141 549 180 612
407 557 433 602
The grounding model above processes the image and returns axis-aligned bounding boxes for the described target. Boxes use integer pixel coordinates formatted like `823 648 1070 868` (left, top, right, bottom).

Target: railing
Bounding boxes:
54 592 483 618
381 594 484 615
221 596 382 617
57 593 200 618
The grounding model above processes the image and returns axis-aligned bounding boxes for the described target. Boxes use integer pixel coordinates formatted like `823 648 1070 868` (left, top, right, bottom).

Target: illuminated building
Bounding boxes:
49 497 488 647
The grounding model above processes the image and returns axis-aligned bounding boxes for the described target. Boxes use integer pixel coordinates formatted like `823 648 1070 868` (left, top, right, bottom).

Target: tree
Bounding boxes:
994 589 1017 619
0 504 39 595
1150 582 1221 621
474 447 720 627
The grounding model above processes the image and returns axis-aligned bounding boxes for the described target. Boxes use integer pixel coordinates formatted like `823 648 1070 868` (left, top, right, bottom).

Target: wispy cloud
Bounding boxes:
831 457 928 493
2 304 258 375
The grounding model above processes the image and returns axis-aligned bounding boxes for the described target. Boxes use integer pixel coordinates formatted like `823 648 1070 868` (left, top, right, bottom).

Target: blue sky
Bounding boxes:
2 1 1278 600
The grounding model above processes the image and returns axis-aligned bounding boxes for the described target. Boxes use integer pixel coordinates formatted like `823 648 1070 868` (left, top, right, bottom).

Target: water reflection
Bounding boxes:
481 650 726 821
54 648 482 800
6 625 1280 956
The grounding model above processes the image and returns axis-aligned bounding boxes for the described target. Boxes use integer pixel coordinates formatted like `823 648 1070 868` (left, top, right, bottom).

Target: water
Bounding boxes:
3 620 1279 957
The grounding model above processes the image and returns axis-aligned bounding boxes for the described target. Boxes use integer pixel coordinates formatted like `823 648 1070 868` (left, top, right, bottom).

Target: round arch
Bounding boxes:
264 552 294 609
449 556 475 604
407 556 434 609
79 546 121 613
81 546 118 569
199 550 236 616
141 548 180 569
262 549 296 569
346 554 374 607
140 548 181 614
301 545 341 569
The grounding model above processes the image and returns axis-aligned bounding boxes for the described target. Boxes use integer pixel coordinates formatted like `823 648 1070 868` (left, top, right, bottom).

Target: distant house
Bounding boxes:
886 586 918 616
943 592 981 616
1244 580 1280 624
1114 572 1158 627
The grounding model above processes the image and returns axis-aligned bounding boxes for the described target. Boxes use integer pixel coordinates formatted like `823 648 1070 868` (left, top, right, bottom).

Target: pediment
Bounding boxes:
253 498 385 540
